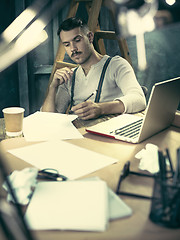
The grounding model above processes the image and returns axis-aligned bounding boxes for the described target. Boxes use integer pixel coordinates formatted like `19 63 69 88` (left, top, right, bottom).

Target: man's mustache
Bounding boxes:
71 51 81 57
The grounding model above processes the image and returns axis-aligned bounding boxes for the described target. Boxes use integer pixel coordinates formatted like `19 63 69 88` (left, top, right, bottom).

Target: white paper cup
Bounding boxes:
2 107 25 137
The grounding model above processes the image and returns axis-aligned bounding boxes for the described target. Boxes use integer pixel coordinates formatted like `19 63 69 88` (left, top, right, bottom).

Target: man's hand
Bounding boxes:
50 67 74 89
71 100 125 120
71 100 102 120
42 67 74 112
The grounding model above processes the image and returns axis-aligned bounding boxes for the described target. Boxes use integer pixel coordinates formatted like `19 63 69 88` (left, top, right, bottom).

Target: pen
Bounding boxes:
165 148 174 177
158 150 167 209
69 90 97 114
68 109 74 114
84 90 97 102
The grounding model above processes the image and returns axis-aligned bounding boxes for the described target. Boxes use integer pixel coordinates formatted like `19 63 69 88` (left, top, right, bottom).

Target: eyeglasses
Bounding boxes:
37 168 67 181
116 161 154 200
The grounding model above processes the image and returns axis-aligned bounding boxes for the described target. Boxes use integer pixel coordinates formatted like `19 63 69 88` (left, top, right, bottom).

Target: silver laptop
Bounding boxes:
86 77 180 143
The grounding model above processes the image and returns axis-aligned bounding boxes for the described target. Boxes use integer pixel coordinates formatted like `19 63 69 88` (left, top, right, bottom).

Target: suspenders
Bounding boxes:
94 57 111 103
70 67 78 110
69 57 112 109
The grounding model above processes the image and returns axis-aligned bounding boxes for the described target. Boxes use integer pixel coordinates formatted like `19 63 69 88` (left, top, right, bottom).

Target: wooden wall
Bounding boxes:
0 0 180 118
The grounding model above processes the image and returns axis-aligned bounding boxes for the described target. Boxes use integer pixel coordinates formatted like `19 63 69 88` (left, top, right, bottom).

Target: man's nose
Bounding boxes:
70 42 77 52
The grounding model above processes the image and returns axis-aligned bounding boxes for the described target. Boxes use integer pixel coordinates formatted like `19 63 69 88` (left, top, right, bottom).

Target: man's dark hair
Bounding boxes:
57 17 89 36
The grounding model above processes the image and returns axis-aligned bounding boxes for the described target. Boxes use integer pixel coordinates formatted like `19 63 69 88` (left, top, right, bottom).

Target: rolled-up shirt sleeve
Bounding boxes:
55 83 71 113
112 57 146 113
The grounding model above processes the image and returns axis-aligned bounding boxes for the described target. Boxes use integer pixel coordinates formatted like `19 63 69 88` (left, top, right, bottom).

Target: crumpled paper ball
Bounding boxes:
135 143 159 174
3 167 38 205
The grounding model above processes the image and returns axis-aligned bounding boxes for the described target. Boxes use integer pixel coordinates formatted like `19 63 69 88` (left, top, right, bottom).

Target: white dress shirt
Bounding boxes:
55 55 146 113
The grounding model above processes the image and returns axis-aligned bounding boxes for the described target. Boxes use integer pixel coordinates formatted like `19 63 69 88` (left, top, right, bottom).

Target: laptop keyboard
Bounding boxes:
109 118 143 139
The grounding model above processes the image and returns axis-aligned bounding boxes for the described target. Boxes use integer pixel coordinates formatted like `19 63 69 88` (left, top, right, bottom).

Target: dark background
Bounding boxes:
0 0 180 118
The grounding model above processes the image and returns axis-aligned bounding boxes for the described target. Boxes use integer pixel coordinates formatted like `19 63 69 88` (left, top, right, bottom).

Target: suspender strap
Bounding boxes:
70 57 112 109
69 67 78 109
95 57 112 103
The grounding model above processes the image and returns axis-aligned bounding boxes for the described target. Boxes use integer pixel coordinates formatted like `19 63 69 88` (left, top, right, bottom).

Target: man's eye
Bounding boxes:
75 38 81 42
64 43 70 47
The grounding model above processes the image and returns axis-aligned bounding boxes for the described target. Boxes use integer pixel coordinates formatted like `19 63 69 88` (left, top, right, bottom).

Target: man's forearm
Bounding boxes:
41 86 57 112
98 100 125 116
71 99 125 120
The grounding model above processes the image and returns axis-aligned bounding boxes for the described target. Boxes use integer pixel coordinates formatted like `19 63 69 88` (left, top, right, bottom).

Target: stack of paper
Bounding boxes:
23 111 83 141
25 179 132 232
25 180 109 231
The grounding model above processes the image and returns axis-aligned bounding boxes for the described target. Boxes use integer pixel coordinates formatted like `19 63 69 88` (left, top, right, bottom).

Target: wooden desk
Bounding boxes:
0 123 180 240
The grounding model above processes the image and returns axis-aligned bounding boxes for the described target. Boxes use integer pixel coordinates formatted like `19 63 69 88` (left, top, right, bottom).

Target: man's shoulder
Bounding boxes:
110 55 126 62
106 55 130 69
102 55 127 64
99 55 125 66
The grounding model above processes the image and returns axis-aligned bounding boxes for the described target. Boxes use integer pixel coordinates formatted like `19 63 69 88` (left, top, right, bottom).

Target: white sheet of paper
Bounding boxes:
8 140 117 179
82 176 132 220
25 181 109 231
108 187 132 220
23 111 83 141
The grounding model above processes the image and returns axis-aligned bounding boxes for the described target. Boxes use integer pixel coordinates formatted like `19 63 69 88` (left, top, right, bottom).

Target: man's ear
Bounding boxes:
87 31 94 43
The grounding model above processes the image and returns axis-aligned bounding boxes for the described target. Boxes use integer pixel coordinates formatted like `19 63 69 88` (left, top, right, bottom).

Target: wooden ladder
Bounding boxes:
48 0 132 86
